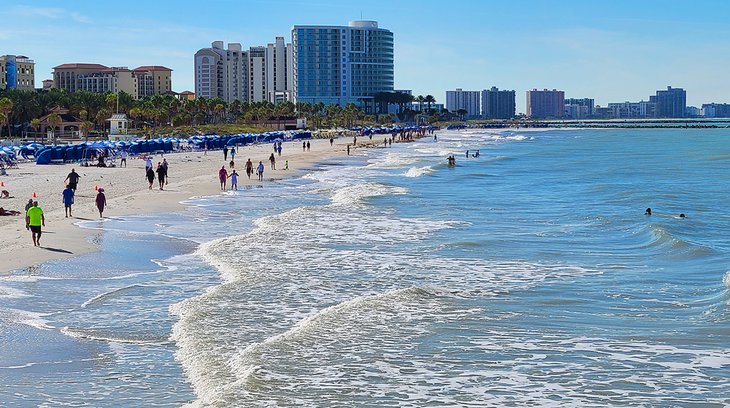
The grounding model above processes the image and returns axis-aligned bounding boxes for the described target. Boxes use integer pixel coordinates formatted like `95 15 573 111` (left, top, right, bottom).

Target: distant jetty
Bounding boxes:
448 118 730 130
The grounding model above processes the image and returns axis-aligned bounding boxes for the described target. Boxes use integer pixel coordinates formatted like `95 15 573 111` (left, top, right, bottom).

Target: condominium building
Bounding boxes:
481 87 515 119
292 20 394 109
249 46 267 102
702 103 730 118
195 41 247 102
446 89 480 118
606 100 655 119
563 98 595 119
526 89 565 119
53 63 172 99
266 37 294 104
195 38 293 104
653 86 686 118
0 55 35 91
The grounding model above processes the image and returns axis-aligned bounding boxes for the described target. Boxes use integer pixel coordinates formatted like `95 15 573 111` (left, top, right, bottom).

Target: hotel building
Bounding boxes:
292 20 394 109
52 64 172 99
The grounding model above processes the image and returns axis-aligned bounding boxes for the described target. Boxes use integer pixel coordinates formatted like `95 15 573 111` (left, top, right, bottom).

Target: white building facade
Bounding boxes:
446 89 480 118
292 21 394 110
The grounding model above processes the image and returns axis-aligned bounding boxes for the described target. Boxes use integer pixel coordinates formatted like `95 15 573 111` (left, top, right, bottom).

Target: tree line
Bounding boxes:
0 89 448 138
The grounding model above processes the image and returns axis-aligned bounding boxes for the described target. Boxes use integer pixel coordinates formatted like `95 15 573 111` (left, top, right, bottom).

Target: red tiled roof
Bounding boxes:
133 65 172 72
53 63 109 70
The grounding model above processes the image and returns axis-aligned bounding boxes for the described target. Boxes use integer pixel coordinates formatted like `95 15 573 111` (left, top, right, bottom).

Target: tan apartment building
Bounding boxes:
1 55 36 91
53 63 172 99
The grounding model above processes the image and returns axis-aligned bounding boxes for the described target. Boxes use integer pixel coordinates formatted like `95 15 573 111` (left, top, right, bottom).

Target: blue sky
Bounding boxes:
2 0 729 113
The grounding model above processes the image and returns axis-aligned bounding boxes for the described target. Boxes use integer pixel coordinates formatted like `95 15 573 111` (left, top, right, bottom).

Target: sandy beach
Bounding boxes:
0 136 368 274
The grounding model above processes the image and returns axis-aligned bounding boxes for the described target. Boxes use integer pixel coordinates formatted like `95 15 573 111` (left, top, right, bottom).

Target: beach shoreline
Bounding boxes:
0 136 371 274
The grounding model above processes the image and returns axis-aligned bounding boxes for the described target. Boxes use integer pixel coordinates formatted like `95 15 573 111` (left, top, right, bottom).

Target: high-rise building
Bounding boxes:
53 63 172 99
526 89 565 119
563 98 595 119
702 103 730 118
195 41 248 102
195 38 293 104
292 20 394 109
248 46 267 102
446 89 480 118
654 86 686 118
266 37 294 104
0 55 35 91
481 87 515 119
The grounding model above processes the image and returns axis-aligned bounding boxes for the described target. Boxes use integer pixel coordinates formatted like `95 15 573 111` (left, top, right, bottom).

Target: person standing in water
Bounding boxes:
257 161 265 181
219 166 228 191
62 185 74 217
645 208 652 216
26 200 45 247
95 188 106 218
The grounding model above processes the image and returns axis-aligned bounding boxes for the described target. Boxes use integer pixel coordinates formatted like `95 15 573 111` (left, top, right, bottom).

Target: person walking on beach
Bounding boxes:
62 185 74 217
306 141 311 151
302 141 306 152
223 146 229 161
204 141 208 156
230 147 236 161
120 150 128 167
228 170 239 191
24 198 34 212
146 166 155 189
257 161 264 181
162 158 169 185
285 160 289 170
145 156 153 172
245 158 253 179
26 201 44 247
330 136 334 147
95 188 106 218
269 153 276 170
156 162 167 190
219 166 228 191
277 142 282 156
347 144 351 155
65 168 80 191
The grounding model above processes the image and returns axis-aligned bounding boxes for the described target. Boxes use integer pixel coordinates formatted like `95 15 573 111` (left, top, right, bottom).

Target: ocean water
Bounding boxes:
2 128 730 406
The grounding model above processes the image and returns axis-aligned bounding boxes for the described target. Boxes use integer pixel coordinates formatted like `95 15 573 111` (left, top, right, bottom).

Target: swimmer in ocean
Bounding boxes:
645 208 652 216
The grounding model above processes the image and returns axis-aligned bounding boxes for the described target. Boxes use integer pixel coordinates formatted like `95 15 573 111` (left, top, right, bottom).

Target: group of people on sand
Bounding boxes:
144 157 169 190
219 158 265 190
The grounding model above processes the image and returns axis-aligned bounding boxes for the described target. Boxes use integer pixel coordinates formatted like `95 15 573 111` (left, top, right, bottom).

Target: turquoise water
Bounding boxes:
1 128 730 406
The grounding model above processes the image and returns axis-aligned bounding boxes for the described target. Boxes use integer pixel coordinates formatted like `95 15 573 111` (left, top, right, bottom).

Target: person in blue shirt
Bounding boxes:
62 185 75 217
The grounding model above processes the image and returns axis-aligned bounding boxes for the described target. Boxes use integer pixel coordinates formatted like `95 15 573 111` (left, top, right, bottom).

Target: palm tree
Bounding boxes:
47 112 62 144
0 97 13 137
424 95 436 113
79 120 94 142
31 118 41 139
415 95 425 113
213 103 225 124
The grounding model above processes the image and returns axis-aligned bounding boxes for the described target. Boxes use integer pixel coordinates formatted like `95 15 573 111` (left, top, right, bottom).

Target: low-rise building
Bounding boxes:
702 103 730 118
564 98 595 119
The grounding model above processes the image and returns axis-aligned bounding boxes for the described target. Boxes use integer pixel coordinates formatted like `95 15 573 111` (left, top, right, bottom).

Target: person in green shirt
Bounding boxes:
25 201 45 247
